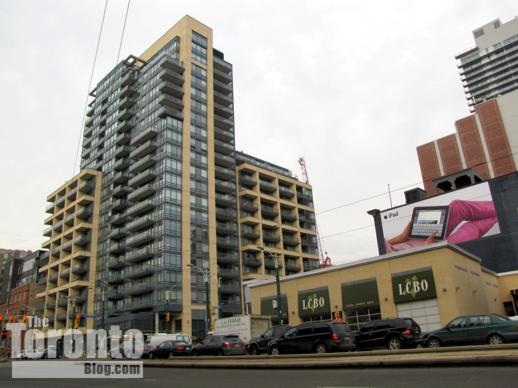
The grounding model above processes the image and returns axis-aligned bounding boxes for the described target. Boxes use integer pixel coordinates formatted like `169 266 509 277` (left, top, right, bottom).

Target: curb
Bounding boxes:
144 354 518 369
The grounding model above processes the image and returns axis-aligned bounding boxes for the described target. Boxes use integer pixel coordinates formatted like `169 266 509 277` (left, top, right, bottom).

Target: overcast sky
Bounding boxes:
0 0 515 264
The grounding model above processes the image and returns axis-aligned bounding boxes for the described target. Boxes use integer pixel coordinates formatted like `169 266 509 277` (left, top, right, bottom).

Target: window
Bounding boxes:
448 317 466 329
297 327 313 336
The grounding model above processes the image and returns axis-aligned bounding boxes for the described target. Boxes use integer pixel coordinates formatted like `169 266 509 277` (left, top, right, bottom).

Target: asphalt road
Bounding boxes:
1 363 517 388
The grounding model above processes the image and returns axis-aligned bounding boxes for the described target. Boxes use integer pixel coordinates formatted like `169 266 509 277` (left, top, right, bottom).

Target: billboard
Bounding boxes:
381 182 500 253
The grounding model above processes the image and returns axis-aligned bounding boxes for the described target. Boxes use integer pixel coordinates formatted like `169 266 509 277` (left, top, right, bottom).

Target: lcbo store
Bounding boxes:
246 243 518 332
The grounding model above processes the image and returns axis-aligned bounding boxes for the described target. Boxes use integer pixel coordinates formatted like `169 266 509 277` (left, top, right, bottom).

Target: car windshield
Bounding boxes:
174 341 188 346
492 314 511 323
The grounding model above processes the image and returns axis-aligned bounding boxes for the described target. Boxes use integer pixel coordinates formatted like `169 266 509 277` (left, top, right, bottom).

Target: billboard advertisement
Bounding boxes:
381 182 500 253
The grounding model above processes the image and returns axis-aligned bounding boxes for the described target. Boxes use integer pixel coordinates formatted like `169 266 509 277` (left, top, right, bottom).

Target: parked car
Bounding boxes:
421 313 518 348
142 333 192 356
268 321 355 355
247 325 291 355
355 318 422 350
190 335 246 356
146 341 191 359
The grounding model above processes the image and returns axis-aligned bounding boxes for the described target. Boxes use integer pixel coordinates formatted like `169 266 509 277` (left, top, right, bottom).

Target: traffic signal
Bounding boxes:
0 314 3 324
165 312 171 322
74 313 81 329
8 315 14 323
22 315 28 323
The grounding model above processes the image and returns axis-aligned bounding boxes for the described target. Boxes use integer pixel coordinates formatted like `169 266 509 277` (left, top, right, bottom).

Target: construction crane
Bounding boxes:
298 157 332 268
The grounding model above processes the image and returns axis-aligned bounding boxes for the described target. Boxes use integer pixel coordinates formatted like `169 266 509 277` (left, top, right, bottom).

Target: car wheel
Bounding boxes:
248 345 259 355
427 337 441 348
148 353 154 359
315 343 327 354
488 334 504 345
191 350 199 356
387 337 402 350
216 349 224 356
269 346 280 355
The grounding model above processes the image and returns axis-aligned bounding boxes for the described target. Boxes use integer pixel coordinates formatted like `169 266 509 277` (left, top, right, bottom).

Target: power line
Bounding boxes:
73 0 109 175
115 0 131 65
317 149 518 217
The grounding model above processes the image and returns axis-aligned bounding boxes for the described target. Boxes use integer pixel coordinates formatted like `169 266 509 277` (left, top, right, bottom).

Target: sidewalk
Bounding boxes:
143 344 518 369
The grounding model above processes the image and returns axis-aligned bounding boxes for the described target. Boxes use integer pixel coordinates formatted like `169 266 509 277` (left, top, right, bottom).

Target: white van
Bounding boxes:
143 333 192 355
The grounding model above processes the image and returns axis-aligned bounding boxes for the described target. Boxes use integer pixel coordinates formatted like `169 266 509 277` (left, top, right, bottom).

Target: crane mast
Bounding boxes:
298 157 332 268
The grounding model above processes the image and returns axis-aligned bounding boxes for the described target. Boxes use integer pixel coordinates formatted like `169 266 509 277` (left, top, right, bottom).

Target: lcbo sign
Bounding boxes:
298 289 330 317
397 277 429 298
302 295 326 311
392 269 437 304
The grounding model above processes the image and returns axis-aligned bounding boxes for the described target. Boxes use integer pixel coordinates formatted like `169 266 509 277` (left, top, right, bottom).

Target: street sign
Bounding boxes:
81 314 96 318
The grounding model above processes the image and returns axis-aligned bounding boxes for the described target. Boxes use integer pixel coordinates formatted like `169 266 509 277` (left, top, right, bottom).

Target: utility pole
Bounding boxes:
259 247 283 325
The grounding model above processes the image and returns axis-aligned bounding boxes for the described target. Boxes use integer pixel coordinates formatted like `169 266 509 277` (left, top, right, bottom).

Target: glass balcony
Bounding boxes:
214 102 233 118
130 140 158 160
214 114 234 130
279 185 295 198
159 67 184 86
114 157 130 171
127 199 155 217
239 174 256 188
217 237 238 249
121 71 136 87
217 254 239 265
159 94 184 111
215 165 235 180
107 256 125 270
109 242 126 254
112 185 130 200
241 227 259 240
116 119 134 134
214 90 233 106
107 270 125 284
129 155 156 174
110 227 127 240
115 144 130 158
72 263 90 275
126 229 157 248
259 180 276 193
218 267 240 280
126 263 156 279
214 78 233 93
127 184 156 202
126 246 156 263
119 96 136 110
214 125 234 142
159 80 184 98
215 152 235 168
116 133 131 146
243 255 261 267
112 198 129 212
127 213 156 232
261 206 278 218
131 128 157 147
113 172 130 185
215 179 236 193
160 54 184 73
214 139 234 155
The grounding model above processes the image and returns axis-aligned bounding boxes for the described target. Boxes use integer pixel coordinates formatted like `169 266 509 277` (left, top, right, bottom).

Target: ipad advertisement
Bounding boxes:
381 182 500 253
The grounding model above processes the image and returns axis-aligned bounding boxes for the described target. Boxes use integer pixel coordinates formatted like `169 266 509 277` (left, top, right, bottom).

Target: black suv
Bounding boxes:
355 318 421 350
268 321 355 355
248 325 291 355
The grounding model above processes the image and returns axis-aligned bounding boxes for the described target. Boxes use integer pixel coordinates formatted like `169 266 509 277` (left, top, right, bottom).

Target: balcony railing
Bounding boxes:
128 155 156 174
127 199 155 217
126 213 156 232
126 229 157 248
127 184 156 202
130 128 157 147
126 246 156 263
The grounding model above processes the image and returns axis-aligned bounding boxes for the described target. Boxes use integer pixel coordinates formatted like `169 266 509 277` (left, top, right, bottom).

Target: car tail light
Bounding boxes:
177 345 185 351
402 328 413 337
515 324 518 330
332 332 340 343
223 341 231 347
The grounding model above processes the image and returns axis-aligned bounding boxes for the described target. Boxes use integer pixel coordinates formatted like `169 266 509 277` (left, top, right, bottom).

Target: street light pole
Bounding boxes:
187 264 210 338
259 247 283 325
